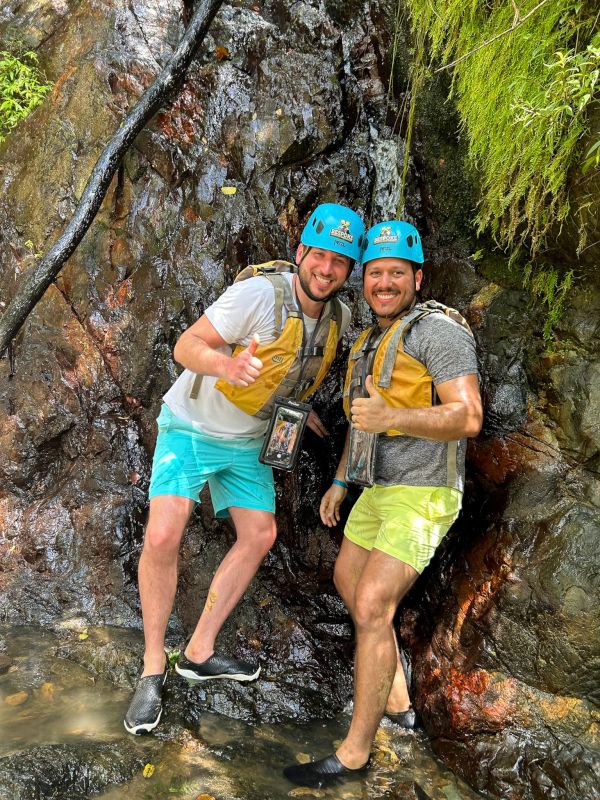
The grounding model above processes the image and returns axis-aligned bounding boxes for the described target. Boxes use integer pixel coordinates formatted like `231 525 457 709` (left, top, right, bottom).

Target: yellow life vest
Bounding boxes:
343 301 473 436
190 261 343 419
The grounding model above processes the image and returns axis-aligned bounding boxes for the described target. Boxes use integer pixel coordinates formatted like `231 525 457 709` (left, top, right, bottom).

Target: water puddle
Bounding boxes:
0 627 482 799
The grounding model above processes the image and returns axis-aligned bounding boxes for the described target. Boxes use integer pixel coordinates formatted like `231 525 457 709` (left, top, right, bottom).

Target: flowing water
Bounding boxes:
0 627 483 800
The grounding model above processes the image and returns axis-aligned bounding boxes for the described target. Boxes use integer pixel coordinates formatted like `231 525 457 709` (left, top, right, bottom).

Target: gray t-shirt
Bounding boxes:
374 312 479 492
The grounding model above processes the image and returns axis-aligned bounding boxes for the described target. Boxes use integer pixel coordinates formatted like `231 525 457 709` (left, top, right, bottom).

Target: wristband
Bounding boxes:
332 478 348 490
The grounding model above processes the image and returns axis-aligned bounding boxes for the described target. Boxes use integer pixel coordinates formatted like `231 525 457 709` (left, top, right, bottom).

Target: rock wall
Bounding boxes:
0 1 598 798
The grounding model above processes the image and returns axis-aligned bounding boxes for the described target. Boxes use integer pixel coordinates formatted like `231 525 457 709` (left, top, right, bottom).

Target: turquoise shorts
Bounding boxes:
148 404 275 518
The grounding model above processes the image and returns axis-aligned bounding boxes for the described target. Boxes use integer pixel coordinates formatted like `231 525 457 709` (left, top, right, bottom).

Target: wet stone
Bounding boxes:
0 743 146 800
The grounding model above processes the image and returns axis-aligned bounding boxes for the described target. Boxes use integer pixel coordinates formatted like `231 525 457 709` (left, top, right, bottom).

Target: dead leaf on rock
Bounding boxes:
215 46 230 61
142 763 155 778
295 752 311 764
5 691 28 706
38 682 60 702
221 186 237 195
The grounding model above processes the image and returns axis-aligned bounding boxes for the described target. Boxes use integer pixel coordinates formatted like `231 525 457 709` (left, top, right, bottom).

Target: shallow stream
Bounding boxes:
0 627 483 799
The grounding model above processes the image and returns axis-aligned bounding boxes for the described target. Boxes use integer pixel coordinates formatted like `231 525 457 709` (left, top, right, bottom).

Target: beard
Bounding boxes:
372 277 418 321
297 265 340 303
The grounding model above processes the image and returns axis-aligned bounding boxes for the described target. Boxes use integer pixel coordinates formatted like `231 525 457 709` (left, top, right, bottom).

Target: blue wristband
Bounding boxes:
332 479 348 490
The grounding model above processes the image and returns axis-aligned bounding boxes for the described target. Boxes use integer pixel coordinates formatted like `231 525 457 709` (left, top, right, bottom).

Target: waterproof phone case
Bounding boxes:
345 325 382 487
259 396 312 471
345 426 378 487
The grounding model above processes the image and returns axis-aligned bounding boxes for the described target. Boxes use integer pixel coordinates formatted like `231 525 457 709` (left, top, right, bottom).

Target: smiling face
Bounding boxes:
363 257 423 327
295 244 351 306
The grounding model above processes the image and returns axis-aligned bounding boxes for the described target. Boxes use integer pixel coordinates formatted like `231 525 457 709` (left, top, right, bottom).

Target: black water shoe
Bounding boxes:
175 652 260 683
123 668 168 735
384 705 418 729
283 754 369 789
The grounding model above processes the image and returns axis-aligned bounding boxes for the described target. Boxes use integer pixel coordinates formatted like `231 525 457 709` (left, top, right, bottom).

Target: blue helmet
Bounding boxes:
301 203 365 263
361 220 424 266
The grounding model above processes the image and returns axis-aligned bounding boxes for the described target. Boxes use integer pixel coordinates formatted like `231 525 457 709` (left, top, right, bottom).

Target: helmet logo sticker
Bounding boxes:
330 219 354 243
272 355 284 363
374 226 399 245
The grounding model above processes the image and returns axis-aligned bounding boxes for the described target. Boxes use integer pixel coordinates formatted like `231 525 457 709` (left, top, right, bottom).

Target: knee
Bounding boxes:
249 519 277 557
143 523 182 556
353 589 395 633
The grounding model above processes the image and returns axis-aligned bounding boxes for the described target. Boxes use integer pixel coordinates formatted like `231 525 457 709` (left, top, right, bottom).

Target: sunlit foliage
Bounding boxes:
0 49 52 143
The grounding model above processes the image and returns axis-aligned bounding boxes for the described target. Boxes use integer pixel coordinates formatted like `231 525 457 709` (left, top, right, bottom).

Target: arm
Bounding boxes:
351 373 482 440
173 315 263 387
320 428 350 527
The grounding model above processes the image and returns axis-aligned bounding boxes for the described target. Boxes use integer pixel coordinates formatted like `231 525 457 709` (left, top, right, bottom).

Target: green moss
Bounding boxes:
477 253 523 289
0 49 52 143
403 0 599 260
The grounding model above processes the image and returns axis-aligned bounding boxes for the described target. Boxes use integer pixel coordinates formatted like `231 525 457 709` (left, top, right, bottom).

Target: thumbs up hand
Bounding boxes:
350 375 390 432
224 334 263 386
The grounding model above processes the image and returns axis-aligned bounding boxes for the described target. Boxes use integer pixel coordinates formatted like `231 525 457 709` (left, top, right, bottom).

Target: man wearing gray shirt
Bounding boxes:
284 220 483 788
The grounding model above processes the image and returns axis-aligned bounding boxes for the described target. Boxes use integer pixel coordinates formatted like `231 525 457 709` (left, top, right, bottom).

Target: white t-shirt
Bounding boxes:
163 272 351 438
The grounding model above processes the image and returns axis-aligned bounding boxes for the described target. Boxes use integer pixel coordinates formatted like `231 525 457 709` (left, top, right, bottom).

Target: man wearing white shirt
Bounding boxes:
124 203 364 734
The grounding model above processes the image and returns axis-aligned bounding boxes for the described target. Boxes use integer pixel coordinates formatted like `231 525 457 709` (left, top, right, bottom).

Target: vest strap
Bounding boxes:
330 297 343 342
300 346 325 357
190 373 202 400
265 273 300 336
446 439 458 488
378 308 429 388
273 284 284 334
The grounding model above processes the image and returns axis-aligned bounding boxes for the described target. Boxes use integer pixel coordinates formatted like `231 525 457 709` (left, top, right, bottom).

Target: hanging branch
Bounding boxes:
0 0 224 356
435 0 551 73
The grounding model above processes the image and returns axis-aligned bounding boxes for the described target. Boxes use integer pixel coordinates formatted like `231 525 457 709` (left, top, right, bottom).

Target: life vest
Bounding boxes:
190 260 343 419
343 300 473 436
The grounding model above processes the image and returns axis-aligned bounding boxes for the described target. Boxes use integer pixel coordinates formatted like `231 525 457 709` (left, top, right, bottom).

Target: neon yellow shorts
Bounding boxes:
344 484 462 573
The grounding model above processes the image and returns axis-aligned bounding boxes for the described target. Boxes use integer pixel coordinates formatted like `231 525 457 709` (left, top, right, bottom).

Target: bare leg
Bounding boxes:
185 507 276 663
335 548 418 768
139 495 195 676
334 539 412 714
386 637 411 713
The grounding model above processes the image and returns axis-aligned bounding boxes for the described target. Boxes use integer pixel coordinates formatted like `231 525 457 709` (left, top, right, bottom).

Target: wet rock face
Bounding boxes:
0 743 145 800
1 3 599 800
